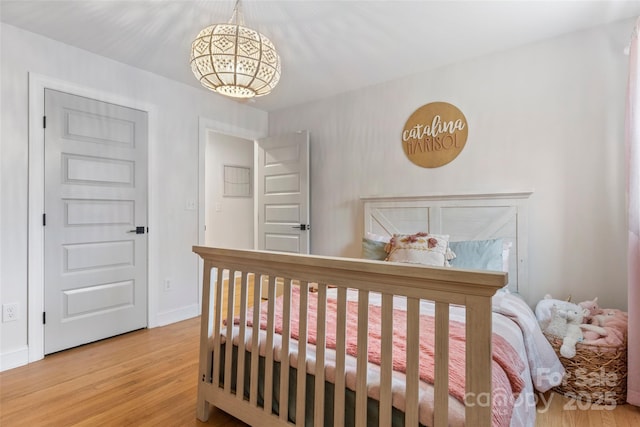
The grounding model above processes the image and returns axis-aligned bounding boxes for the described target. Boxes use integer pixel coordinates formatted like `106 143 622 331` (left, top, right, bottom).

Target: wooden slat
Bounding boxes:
314 283 327 427
405 297 419 426
434 302 449 427
355 290 369 427
378 293 393 427
236 271 249 401
295 281 309 427
249 273 262 407
333 287 347 427
264 276 277 414
279 279 292 421
224 270 236 393
212 268 224 388
465 295 493 426
196 261 214 420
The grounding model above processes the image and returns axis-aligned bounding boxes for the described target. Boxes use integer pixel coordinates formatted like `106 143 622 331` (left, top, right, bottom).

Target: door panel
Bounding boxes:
63 154 134 185
63 240 134 272
264 234 300 253
44 89 148 354
257 131 310 254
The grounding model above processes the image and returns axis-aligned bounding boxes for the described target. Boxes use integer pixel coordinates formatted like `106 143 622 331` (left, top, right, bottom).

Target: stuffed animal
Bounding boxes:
542 305 573 337
582 326 609 343
535 294 579 329
578 297 603 323
583 309 628 346
579 320 608 344
591 308 627 328
540 298 608 358
535 294 567 329
543 305 585 358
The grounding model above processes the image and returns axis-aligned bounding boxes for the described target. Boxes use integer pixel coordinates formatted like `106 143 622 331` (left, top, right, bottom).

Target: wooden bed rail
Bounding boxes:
193 246 507 427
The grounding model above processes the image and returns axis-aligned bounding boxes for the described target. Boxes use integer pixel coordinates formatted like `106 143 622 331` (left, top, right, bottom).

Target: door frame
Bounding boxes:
27 73 158 362
197 117 267 310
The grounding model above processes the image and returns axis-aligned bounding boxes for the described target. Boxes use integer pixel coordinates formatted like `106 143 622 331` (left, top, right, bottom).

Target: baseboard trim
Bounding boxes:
0 346 29 372
155 303 199 327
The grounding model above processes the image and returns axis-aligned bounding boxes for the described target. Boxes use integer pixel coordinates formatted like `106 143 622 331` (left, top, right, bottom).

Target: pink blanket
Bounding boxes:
241 287 525 425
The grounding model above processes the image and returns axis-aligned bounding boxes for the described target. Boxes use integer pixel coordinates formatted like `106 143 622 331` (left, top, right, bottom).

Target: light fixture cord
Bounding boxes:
228 0 244 26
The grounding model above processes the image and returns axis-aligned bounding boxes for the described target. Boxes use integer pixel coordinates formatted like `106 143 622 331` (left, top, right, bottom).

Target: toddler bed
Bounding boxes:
193 193 563 426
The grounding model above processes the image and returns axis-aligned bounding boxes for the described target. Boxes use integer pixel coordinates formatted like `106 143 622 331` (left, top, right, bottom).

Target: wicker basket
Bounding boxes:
544 333 628 404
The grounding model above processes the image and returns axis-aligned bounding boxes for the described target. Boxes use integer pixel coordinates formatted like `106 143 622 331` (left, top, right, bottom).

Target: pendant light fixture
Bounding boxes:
190 0 281 98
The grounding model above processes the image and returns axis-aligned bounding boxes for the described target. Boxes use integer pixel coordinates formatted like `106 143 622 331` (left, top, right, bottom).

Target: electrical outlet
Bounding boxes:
3 303 19 322
164 279 172 292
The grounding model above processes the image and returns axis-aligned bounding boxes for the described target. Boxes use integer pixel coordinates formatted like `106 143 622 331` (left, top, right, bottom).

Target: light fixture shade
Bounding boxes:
190 23 281 98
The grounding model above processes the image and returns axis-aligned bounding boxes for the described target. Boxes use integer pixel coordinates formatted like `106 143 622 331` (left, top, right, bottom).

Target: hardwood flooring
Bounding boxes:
1 316 638 426
0 318 246 427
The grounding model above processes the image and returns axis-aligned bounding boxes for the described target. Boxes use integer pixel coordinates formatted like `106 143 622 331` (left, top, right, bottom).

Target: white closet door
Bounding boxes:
44 89 148 354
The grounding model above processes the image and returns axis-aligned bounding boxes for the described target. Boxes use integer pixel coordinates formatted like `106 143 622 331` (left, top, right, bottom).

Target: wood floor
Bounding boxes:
1 316 639 426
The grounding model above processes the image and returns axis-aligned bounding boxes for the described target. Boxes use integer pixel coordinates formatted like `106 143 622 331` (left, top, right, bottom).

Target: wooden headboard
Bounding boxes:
362 192 532 295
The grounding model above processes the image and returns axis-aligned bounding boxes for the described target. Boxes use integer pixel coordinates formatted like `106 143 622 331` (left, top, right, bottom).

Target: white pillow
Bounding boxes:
365 231 390 243
386 232 449 267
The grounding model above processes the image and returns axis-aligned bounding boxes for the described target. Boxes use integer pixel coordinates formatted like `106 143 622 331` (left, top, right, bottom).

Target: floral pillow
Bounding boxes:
385 232 450 267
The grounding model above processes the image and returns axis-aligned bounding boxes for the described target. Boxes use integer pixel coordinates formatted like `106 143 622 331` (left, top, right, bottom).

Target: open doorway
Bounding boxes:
196 118 266 310
204 131 255 249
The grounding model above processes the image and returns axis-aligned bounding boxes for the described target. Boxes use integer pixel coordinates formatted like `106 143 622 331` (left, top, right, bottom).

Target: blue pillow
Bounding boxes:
449 239 503 271
361 238 388 261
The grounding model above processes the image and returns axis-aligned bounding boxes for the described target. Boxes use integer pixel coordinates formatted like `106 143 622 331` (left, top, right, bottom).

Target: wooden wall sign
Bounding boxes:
401 102 468 168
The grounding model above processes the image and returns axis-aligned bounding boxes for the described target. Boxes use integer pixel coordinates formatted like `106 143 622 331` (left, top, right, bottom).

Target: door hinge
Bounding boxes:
42 213 46 226
42 312 46 325
43 116 46 129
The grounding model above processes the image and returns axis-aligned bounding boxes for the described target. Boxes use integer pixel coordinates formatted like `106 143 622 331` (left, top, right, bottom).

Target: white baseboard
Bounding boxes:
0 307 199 372
154 303 199 327
0 346 29 372
0 305 199 372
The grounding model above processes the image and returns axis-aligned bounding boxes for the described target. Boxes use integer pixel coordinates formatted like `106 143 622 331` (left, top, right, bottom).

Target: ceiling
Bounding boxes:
2 1 639 112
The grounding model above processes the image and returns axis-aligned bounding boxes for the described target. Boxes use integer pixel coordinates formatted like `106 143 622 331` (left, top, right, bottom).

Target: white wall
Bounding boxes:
0 23 268 370
205 132 254 249
269 19 634 310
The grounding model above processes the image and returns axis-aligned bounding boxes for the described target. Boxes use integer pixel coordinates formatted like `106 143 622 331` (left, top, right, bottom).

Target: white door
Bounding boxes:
44 89 148 354
257 131 310 254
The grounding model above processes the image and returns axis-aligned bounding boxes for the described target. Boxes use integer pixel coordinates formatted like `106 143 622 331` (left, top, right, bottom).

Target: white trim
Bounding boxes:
197 117 267 312
155 304 200 327
361 191 534 202
0 346 29 372
27 73 158 363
